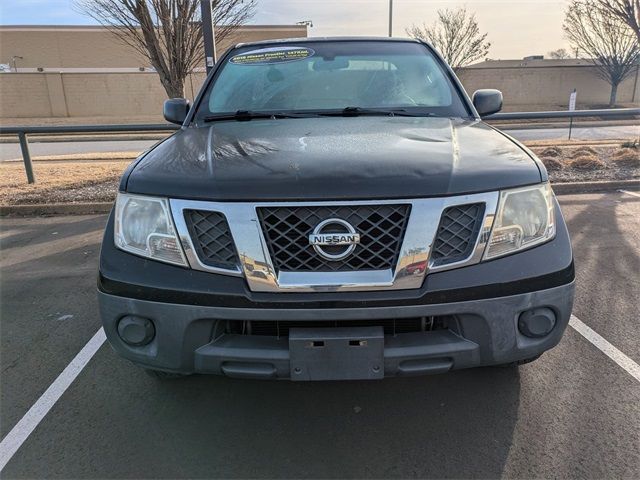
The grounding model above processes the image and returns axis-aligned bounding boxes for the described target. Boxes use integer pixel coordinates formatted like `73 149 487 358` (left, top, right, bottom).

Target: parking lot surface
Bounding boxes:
1 191 639 478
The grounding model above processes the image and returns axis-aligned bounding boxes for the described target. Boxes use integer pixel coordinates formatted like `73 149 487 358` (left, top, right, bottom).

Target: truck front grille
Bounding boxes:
257 204 411 272
185 210 239 270
431 203 485 266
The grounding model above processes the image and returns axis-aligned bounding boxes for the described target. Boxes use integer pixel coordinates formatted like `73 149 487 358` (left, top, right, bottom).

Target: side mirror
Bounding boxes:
472 89 503 117
163 98 190 125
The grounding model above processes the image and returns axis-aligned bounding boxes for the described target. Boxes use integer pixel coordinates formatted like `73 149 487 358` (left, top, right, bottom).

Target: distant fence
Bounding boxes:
1 108 639 184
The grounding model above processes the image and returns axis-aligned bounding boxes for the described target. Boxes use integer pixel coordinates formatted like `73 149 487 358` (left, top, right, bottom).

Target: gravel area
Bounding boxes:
1 161 124 205
530 144 639 183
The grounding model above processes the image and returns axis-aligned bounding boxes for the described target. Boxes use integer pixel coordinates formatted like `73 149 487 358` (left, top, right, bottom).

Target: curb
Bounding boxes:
0 202 113 216
1 180 638 216
552 179 640 195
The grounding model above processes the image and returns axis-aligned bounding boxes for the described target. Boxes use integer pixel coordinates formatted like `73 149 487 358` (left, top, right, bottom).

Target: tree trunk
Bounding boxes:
166 80 185 99
157 73 186 99
609 82 618 107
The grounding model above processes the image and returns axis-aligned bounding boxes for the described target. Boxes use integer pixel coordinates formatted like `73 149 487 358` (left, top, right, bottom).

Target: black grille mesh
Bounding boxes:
228 316 454 337
257 205 410 272
431 203 485 266
185 210 238 270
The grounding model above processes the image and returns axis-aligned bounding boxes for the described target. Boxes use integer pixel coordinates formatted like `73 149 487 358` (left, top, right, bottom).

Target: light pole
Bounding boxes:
388 0 393 37
200 0 217 74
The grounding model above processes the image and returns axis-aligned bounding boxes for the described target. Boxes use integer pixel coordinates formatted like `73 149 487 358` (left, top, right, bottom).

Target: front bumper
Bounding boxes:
99 281 575 378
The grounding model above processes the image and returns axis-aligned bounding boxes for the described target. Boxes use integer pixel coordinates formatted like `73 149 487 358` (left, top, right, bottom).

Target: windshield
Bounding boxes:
194 41 470 122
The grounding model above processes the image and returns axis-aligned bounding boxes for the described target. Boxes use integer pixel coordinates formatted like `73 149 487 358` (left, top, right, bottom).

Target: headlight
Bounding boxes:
484 183 555 260
114 193 187 266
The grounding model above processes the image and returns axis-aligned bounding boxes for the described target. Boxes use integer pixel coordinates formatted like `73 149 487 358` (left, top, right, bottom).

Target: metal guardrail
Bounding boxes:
488 108 640 120
1 124 179 183
1 108 638 184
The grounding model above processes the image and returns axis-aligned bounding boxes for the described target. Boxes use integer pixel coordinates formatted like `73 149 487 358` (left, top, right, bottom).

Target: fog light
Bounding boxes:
117 315 155 346
518 308 556 338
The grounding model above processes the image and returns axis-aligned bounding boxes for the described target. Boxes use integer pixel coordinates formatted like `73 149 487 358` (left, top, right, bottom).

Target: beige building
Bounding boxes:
0 25 309 69
0 26 638 122
457 58 640 109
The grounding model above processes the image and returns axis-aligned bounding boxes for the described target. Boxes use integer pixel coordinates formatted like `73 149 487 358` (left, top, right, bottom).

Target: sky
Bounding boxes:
0 0 572 59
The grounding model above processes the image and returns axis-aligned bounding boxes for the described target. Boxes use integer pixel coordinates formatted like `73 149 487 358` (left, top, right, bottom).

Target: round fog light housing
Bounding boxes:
518 308 556 338
117 315 155 346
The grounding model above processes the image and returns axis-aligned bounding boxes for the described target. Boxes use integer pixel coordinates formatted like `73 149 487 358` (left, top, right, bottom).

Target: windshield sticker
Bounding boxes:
230 46 314 65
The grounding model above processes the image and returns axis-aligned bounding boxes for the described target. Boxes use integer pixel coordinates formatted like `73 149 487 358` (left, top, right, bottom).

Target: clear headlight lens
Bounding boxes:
484 183 555 260
114 193 187 266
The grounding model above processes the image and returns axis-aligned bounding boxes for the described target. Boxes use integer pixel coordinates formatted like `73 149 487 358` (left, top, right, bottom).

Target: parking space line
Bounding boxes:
570 315 640 383
0 328 106 472
619 190 640 198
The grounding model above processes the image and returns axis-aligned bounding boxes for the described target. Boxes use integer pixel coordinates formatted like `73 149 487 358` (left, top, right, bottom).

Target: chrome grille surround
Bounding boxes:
257 205 411 273
170 192 499 293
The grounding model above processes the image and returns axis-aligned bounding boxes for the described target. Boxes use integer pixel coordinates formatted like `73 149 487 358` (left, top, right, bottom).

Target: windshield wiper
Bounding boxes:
317 107 434 118
203 110 313 122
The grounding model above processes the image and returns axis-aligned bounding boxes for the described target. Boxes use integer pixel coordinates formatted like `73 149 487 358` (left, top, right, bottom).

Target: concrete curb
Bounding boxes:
552 179 640 195
0 202 113 216
1 180 638 216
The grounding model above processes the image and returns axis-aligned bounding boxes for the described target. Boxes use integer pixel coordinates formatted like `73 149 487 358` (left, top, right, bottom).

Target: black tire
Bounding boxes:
144 368 188 379
496 354 542 368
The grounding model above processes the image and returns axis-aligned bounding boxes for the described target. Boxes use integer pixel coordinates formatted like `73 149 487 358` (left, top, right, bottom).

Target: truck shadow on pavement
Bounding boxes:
39 353 521 479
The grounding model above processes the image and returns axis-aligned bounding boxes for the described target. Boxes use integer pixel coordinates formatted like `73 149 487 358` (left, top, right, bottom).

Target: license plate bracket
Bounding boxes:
289 326 384 381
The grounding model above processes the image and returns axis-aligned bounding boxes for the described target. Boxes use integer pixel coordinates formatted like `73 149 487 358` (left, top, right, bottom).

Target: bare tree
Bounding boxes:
595 0 640 42
405 7 490 69
564 0 640 106
75 0 256 98
548 48 572 59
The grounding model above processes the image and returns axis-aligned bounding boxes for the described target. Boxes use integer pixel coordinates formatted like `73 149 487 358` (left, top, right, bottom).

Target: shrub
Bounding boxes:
611 149 640 168
569 154 606 170
570 146 598 158
540 146 562 157
541 156 564 171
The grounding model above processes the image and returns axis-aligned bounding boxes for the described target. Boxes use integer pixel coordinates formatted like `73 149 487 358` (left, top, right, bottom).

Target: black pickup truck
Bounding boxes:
98 38 575 380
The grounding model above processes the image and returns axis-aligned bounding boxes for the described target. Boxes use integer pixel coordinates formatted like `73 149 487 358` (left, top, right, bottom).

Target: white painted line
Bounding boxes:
619 189 640 198
0 327 106 472
570 315 640 383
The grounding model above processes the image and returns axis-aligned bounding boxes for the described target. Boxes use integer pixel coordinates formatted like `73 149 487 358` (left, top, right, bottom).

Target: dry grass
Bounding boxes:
540 146 562 158
568 154 606 170
611 148 640 168
540 157 564 171
0 161 125 205
570 146 599 158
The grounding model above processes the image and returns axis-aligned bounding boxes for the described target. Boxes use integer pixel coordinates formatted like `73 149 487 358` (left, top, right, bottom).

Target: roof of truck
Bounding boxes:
235 36 422 48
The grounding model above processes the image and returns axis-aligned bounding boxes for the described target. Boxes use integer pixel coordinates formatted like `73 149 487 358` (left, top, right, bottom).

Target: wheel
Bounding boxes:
495 354 542 368
143 368 188 379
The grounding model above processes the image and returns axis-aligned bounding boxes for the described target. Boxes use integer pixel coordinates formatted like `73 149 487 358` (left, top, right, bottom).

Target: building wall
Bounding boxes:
0 25 308 69
457 65 640 107
2 65 637 121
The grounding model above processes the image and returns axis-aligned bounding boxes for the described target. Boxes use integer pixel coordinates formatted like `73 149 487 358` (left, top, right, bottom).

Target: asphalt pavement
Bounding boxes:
1 124 638 161
0 191 639 478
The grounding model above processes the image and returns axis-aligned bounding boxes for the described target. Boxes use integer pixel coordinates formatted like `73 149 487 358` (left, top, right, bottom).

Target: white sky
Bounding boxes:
0 0 572 59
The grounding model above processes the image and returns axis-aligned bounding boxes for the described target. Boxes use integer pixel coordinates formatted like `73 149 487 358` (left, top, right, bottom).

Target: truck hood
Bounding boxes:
126 116 542 201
